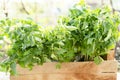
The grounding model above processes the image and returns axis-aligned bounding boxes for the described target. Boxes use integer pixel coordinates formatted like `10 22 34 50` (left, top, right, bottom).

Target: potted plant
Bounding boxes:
57 0 120 62
0 0 120 80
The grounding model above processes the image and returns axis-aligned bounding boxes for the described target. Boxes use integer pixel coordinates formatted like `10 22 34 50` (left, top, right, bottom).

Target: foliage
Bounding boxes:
0 0 120 75
0 18 76 74
0 19 43 74
58 0 120 63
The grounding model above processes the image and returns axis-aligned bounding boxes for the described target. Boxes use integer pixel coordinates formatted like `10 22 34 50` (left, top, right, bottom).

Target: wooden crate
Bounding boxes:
10 61 117 80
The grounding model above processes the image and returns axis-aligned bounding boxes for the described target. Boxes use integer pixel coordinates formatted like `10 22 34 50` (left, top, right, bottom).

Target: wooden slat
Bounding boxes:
11 73 116 80
15 61 117 74
11 61 117 80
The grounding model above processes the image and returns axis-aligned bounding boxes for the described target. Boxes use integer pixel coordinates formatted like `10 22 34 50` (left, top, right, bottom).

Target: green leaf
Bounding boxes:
51 54 58 60
104 29 112 41
56 63 61 69
65 26 77 31
77 0 85 6
87 38 94 44
94 56 103 65
10 62 17 75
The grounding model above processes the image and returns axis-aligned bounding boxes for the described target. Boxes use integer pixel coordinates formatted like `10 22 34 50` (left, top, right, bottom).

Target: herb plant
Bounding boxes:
0 0 120 75
58 0 120 63
0 18 76 74
0 19 43 74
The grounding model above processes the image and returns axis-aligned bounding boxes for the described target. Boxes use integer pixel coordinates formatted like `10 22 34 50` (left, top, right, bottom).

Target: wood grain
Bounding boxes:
107 50 115 60
10 61 117 80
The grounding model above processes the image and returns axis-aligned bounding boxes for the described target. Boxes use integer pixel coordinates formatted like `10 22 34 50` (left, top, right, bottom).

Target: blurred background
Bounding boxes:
0 0 120 26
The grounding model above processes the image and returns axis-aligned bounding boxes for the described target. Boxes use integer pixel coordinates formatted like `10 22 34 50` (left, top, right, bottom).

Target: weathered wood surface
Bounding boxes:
107 50 115 60
11 61 117 80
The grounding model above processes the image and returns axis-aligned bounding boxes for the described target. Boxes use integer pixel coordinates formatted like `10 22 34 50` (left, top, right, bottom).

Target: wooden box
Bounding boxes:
10 61 117 80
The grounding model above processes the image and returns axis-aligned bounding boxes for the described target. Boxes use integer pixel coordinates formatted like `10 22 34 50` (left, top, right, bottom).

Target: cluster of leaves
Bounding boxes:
0 18 77 74
58 1 120 63
0 19 43 74
0 0 120 75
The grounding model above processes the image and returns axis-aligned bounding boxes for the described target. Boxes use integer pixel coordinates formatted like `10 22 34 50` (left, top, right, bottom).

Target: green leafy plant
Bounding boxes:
0 18 76 75
58 0 120 63
0 19 43 74
0 0 120 75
